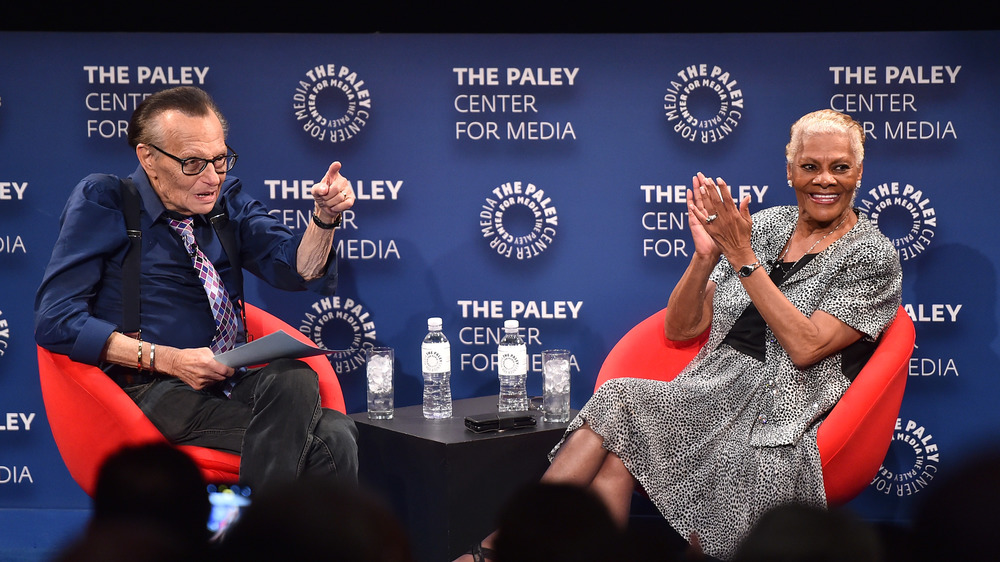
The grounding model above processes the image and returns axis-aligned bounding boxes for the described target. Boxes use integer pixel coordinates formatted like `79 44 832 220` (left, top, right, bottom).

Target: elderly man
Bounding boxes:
35 86 358 488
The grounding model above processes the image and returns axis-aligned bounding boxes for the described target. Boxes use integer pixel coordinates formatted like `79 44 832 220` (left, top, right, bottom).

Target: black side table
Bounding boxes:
349 395 574 562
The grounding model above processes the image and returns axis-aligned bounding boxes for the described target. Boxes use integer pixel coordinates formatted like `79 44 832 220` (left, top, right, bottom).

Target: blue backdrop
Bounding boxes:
1 30 998 547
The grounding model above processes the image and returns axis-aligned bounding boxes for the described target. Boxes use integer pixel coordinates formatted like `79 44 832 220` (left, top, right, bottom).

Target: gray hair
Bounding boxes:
127 86 228 148
785 109 864 164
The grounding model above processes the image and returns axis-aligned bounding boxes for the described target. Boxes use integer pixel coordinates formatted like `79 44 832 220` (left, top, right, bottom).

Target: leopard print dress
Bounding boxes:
550 206 902 560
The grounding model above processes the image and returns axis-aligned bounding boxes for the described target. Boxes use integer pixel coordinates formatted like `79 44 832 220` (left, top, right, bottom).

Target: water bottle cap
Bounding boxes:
428 317 443 329
503 319 519 330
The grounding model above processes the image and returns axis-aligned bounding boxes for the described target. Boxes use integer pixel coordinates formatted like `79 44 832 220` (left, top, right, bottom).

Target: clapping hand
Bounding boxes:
687 172 753 260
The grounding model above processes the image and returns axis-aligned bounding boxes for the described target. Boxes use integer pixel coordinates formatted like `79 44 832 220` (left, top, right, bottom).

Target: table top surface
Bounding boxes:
349 395 574 444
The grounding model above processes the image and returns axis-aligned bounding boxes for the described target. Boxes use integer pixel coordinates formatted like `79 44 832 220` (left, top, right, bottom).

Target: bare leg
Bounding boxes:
540 423 611 486
587 451 636 527
542 423 635 525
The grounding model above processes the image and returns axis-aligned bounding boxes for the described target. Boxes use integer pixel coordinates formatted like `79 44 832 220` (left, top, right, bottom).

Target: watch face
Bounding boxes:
739 264 757 277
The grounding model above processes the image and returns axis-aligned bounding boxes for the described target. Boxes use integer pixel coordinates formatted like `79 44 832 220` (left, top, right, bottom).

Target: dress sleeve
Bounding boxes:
818 235 902 340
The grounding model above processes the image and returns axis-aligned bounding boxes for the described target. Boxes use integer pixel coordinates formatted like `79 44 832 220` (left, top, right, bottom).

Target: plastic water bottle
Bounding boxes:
421 317 452 419
497 319 528 412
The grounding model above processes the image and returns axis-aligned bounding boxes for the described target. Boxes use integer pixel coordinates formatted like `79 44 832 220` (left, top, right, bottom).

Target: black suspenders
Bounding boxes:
119 177 249 341
120 178 143 337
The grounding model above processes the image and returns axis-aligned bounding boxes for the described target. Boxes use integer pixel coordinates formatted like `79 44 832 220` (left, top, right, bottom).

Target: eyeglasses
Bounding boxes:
147 144 238 176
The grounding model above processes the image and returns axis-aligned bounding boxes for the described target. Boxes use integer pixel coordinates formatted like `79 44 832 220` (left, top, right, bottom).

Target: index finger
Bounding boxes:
699 175 721 200
321 161 343 185
704 176 738 210
715 177 737 207
693 173 722 213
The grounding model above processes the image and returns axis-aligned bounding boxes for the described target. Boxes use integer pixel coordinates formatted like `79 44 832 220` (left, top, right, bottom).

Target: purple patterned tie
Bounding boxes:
167 217 239 354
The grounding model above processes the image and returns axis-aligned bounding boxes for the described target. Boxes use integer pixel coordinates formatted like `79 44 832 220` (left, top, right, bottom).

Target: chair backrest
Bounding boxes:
593 305 913 506
37 345 170 496
593 307 707 390
37 303 346 496
818 305 913 504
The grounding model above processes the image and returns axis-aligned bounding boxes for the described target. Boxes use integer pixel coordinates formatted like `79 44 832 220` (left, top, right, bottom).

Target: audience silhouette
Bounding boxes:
56 442 211 561
732 502 883 562
490 482 625 562
51 433 1000 562
216 476 413 562
911 447 1000 562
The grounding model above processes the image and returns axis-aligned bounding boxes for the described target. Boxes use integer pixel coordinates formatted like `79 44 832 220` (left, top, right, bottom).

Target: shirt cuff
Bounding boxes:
69 316 118 365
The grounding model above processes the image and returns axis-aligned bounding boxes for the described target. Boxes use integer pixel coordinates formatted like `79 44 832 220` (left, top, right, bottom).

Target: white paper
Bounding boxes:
214 330 333 368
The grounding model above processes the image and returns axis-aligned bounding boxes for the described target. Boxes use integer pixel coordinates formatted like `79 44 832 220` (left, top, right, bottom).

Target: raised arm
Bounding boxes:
664 175 725 341
297 161 355 281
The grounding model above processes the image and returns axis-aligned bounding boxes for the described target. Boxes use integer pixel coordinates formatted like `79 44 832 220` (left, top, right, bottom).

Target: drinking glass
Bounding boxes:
541 349 571 423
366 347 394 420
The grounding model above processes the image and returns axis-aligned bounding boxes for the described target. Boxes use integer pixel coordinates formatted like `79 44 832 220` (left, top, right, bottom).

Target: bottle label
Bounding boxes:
498 345 527 377
421 342 451 374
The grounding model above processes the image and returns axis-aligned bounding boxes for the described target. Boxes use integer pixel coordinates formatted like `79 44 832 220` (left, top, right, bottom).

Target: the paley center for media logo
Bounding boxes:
299 296 377 374
293 63 372 144
870 417 941 497
480 180 559 260
857 180 937 262
0 307 10 360
663 63 745 144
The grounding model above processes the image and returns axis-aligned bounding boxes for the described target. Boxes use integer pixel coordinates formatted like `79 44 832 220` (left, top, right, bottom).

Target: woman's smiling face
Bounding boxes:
786 131 862 229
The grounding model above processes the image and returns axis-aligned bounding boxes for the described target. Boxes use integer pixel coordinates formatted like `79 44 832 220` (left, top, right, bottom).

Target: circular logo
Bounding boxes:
663 64 745 144
479 180 559 260
870 417 941 497
292 63 372 143
500 354 519 372
423 350 444 371
857 181 937 262
0 307 9 360
298 297 377 374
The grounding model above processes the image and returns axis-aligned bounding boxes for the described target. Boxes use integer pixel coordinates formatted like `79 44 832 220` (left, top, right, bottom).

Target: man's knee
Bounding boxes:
265 358 317 382
322 410 359 458
315 410 359 479
257 359 319 396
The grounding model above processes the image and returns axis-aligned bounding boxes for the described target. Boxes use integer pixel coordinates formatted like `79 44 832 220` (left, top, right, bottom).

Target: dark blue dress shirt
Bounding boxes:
34 165 338 365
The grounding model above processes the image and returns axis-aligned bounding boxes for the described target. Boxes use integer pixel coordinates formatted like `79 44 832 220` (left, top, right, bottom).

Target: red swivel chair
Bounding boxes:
37 302 346 496
594 305 913 506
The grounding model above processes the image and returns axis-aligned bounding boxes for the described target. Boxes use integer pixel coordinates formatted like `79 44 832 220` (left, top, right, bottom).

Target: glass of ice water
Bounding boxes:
366 347 394 420
541 349 571 423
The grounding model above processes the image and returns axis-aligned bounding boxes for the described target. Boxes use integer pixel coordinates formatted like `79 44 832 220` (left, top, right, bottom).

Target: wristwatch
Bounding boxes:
312 211 342 229
738 261 762 278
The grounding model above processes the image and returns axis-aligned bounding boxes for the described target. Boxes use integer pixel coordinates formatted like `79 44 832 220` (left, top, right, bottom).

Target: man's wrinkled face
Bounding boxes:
137 110 228 216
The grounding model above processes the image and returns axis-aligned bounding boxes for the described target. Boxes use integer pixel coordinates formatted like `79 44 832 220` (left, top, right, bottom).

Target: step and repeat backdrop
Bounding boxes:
1 31 998 524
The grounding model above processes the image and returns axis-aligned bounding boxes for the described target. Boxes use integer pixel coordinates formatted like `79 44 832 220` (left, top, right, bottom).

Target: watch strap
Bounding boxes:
738 261 762 278
312 211 342 229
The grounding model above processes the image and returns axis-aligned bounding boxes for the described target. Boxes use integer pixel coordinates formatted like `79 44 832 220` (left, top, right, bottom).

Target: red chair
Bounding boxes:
594 305 913 506
37 302 346 496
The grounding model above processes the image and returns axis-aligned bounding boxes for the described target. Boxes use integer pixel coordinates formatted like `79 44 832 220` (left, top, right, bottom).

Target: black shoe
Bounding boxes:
468 542 497 562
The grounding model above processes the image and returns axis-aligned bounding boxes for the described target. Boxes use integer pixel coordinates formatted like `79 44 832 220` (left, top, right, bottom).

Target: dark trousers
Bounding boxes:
124 358 358 488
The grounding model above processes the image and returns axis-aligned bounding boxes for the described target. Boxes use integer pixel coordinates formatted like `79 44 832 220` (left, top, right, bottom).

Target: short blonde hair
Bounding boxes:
785 109 864 164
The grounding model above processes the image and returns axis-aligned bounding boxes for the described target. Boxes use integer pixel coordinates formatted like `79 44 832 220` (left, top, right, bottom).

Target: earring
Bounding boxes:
787 180 793 188
856 180 861 188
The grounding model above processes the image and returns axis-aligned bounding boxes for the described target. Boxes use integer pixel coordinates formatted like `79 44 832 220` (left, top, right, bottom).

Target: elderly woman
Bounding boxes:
462 109 902 561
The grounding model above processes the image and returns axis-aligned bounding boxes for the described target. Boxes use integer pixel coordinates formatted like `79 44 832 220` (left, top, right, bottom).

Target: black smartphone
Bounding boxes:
464 412 537 433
